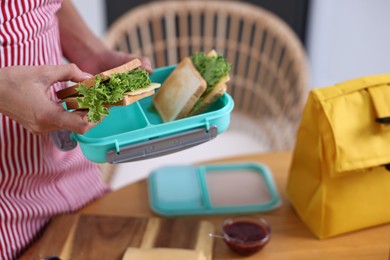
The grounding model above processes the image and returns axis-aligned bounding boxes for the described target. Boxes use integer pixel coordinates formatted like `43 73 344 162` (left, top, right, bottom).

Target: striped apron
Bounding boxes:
0 1 109 259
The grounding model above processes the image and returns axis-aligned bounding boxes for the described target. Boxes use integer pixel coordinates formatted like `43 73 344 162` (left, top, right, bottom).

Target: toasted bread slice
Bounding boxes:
152 57 207 122
56 59 142 99
63 83 161 110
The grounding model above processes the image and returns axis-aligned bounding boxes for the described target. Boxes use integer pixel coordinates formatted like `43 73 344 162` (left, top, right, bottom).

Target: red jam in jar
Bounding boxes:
222 217 271 256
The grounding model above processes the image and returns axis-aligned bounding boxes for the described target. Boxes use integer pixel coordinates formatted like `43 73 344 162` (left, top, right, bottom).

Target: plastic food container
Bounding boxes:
70 65 234 163
148 163 281 216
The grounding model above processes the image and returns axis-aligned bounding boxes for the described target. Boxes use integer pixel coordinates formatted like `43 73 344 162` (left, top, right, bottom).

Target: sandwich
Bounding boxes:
152 50 231 122
56 59 160 123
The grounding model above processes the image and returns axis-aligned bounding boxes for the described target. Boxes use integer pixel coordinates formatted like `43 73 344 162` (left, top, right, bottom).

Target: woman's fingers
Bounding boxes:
53 109 96 134
44 63 93 85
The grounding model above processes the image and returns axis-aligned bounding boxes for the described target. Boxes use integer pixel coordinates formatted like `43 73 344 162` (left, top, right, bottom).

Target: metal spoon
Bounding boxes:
208 233 225 239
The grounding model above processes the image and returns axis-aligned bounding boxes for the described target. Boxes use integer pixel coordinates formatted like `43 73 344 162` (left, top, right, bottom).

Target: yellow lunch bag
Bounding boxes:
286 74 390 239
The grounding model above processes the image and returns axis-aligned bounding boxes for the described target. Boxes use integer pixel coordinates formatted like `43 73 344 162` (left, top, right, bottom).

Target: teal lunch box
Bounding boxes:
148 163 281 216
67 65 234 163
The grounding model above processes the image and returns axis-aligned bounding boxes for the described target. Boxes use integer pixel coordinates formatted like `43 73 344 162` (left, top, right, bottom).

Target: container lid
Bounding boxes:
147 162 281 216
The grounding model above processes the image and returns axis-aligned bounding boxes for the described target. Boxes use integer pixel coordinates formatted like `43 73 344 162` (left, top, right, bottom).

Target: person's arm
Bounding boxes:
57 0 152 74
0 64 95 134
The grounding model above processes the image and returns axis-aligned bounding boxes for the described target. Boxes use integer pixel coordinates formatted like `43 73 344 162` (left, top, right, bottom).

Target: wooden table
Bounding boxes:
24 151 390 259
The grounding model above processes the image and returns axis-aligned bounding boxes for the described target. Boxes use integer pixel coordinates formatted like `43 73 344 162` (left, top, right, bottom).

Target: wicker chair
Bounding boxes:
104 0 309 151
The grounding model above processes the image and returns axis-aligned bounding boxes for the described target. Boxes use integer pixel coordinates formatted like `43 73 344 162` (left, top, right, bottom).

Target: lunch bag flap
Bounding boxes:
313 74 390 177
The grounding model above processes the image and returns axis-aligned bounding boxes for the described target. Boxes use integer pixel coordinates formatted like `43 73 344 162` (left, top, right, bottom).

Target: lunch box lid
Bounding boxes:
62 65 234 163
147 162 281 216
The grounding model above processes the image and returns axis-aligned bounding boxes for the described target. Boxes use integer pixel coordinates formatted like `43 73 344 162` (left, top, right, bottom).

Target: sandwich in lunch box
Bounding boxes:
56 59 160 123
153 50 231 122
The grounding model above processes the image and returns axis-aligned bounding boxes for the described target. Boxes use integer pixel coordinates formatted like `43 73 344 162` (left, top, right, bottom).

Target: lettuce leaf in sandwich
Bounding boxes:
76 68 152 123
189 51 232 115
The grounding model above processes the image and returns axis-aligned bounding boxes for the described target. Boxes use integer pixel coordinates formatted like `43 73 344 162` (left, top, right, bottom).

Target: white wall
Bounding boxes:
306 0 390 88
71 0 106 38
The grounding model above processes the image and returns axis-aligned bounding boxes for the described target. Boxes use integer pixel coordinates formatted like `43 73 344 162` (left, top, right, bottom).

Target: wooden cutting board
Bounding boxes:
20 214 215 260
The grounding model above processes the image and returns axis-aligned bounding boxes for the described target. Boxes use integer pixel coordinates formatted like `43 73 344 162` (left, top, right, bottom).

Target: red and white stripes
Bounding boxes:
0 1 109 259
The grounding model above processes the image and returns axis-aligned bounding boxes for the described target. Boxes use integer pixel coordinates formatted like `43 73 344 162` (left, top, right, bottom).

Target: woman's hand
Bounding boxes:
0 64 95 135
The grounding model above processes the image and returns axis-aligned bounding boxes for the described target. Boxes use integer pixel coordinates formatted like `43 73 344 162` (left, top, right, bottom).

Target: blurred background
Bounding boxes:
73 0 390 88
71 0 390 189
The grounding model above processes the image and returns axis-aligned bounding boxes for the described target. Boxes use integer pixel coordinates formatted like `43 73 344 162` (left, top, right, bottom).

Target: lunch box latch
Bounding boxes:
106 125 218 163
